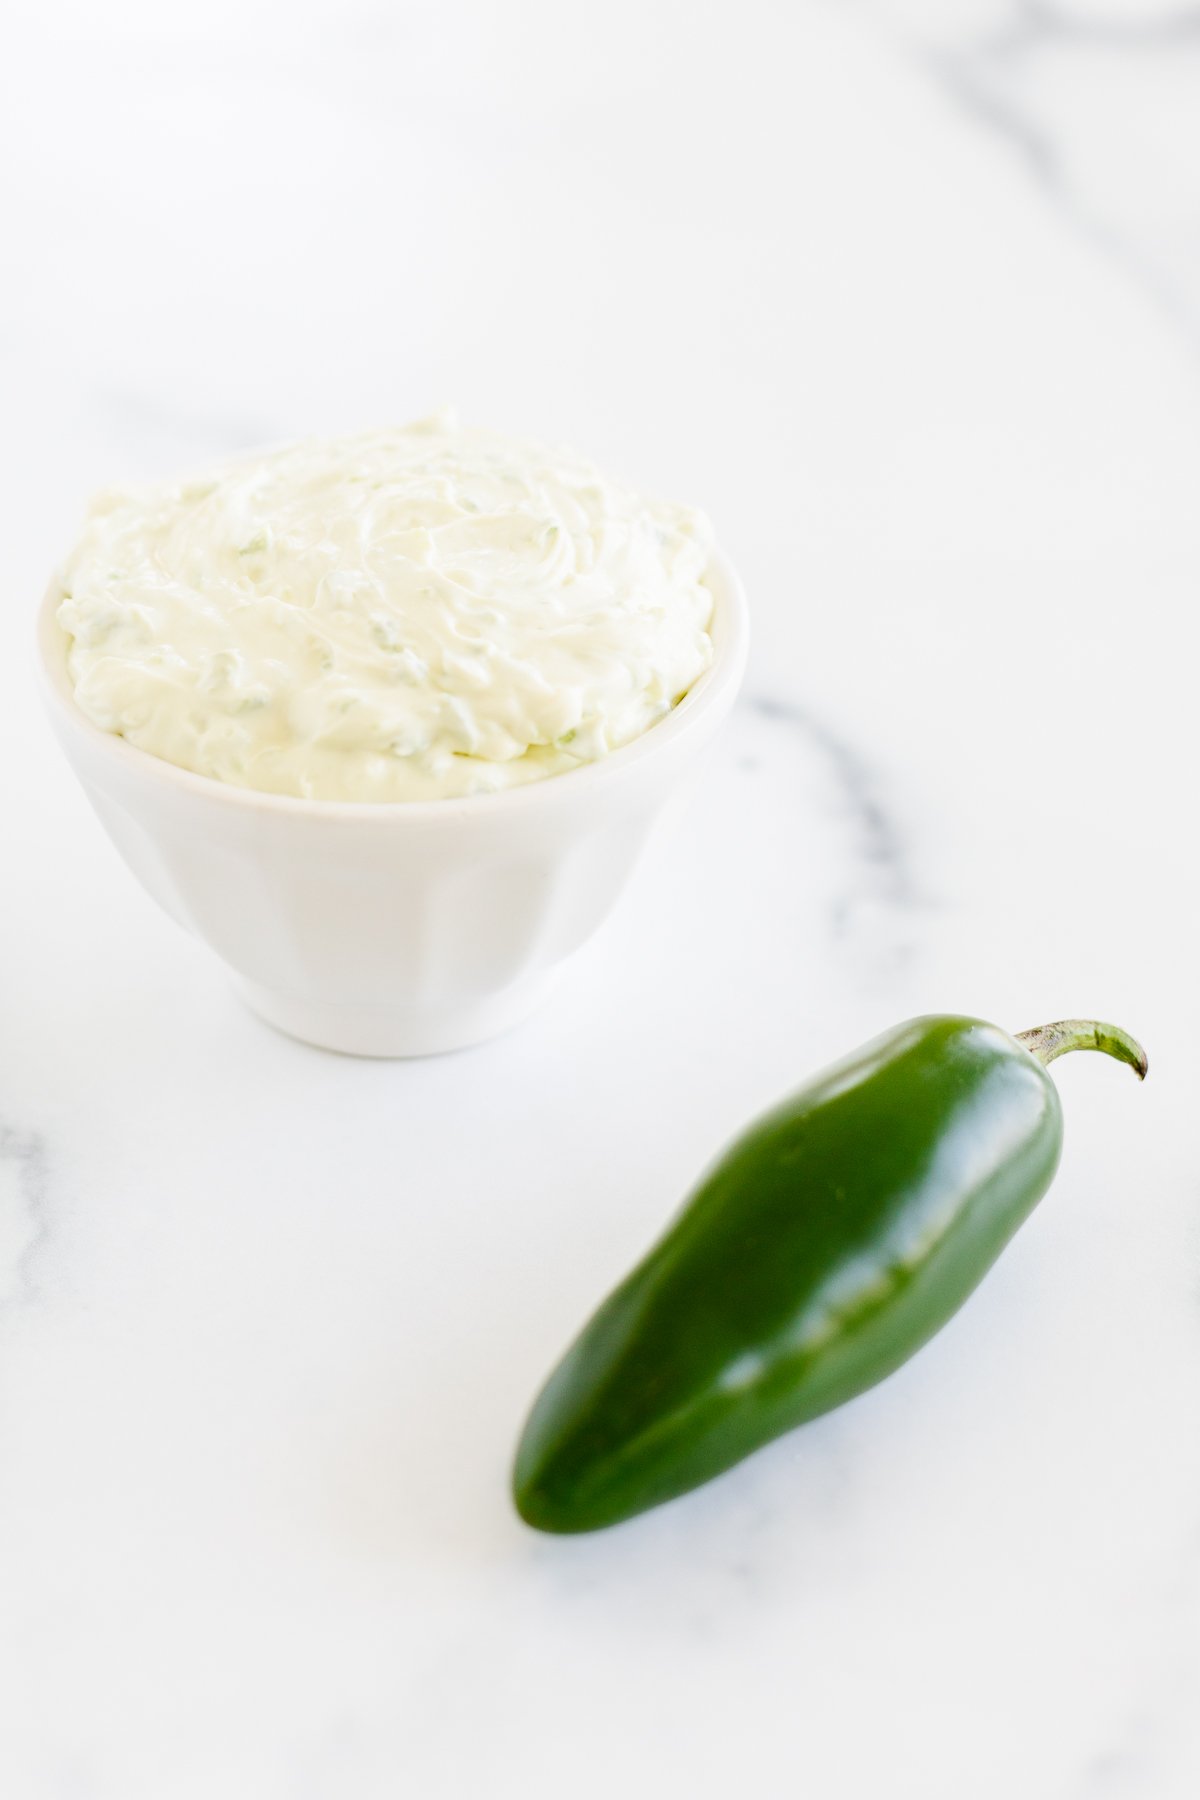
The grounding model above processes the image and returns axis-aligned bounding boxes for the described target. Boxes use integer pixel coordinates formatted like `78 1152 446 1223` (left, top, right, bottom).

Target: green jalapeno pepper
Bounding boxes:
514 1014 1146 1534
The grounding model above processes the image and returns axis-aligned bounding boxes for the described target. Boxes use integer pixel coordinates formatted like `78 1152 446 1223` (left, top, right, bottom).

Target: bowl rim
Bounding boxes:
36 547 749 824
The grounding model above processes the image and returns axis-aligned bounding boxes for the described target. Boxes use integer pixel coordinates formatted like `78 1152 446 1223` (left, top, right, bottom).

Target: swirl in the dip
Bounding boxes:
56 413 717 802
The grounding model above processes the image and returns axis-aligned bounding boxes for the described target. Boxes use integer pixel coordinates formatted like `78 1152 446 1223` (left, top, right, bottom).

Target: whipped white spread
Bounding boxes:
56 413 717 802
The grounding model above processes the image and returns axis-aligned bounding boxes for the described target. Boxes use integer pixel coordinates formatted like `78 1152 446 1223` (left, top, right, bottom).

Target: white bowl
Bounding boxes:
36 555 749 1056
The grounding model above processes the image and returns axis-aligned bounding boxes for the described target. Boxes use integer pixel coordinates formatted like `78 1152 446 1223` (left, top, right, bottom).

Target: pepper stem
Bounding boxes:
1016 1019 1148 1081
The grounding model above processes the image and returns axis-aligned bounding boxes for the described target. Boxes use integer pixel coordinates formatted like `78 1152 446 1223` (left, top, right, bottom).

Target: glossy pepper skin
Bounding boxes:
514 1014 1146 1534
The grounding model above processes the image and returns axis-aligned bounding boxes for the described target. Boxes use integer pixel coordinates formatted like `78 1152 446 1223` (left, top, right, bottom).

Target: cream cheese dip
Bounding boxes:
55 413 717 803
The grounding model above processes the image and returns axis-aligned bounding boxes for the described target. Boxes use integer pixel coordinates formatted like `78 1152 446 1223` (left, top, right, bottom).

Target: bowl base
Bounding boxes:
234 971 557 1058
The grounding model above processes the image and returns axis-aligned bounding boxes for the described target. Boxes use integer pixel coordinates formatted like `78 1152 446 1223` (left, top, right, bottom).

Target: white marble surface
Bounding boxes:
2 2 1199 1795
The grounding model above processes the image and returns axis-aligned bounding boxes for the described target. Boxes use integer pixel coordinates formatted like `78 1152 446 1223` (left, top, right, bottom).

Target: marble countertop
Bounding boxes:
2 1 1199 1795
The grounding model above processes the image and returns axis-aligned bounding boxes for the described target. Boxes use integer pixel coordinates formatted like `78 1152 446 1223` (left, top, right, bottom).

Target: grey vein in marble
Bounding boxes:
869 0 1200 351
746 693 919 947
88 384 285 465
0 1125 50 1310
1014 4 1200 47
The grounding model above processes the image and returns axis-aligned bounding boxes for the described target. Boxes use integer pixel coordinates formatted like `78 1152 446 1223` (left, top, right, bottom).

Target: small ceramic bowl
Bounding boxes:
37 554 749 1056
